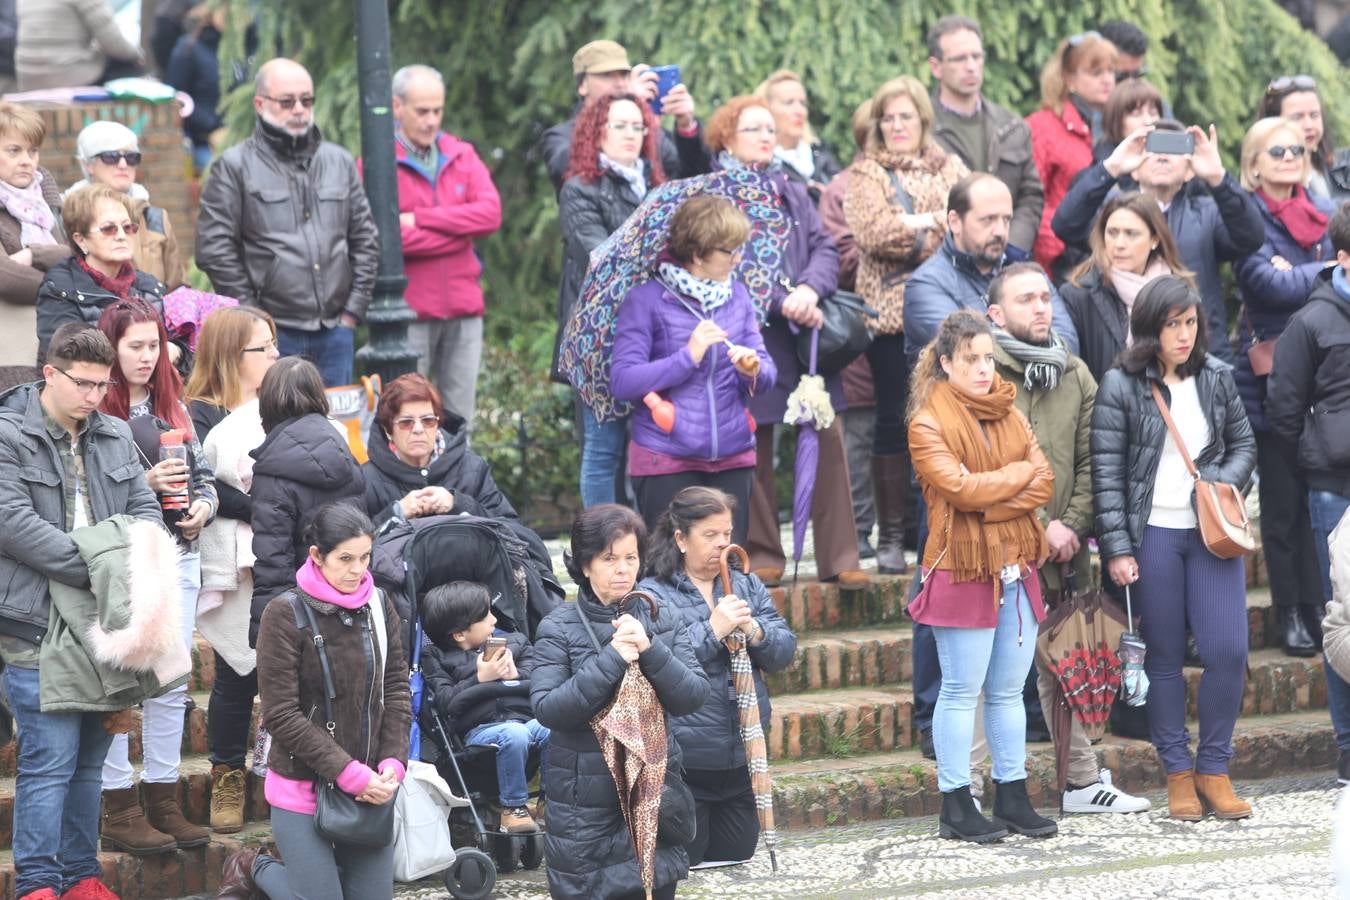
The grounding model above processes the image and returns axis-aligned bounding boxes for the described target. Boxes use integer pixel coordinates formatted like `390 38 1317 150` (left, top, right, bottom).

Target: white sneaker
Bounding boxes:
1061 769 1151 813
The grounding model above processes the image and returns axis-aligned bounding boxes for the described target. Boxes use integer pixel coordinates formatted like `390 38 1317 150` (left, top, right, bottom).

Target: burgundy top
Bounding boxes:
908 565 1047 634
628 442 757 477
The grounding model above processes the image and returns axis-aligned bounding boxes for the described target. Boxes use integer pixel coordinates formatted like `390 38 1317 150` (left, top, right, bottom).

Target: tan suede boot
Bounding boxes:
101 786 177 855
1166 771 1204 821
210 764 246 833
144 781 210 848
1194 772 1253 819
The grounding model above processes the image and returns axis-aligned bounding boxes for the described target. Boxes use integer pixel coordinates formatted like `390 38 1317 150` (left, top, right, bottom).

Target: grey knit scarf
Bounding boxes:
992 326 1068 391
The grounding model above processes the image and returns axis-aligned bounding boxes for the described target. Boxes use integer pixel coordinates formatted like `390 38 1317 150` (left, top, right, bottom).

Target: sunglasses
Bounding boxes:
392 415 440 432
88 221 140 237
1115 67 1149 82
1266 144 1307 160
1267 75 1316 95
261 94 316 110
53 367 116 395
94 151 141 166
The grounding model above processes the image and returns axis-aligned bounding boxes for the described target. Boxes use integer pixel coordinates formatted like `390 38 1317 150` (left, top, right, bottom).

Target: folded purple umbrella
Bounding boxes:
785 328 832 582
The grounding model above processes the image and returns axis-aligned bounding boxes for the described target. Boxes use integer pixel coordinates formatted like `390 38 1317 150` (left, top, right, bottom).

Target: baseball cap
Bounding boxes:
572 40 631 76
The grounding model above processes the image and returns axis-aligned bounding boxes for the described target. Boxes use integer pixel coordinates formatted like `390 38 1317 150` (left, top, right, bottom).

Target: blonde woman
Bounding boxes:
753 69 841 202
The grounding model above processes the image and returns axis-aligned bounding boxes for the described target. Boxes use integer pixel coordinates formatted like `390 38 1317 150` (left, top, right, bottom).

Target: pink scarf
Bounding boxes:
294 557 374 610
1109 258 1172 344
0 171 56 247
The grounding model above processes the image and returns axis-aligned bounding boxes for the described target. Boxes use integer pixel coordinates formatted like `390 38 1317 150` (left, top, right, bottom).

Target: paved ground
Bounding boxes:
396 774 1344 899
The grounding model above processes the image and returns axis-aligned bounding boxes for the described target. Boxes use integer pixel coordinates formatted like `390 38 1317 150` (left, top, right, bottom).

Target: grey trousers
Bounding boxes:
253 807 394 900
840 406 875 536
407 316 483 426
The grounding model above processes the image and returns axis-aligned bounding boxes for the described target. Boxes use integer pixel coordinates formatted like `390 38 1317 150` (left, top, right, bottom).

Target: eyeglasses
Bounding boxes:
880 114 918 129
1266 144 1307 160
93 151 142 166
52 367 116 395
605 122 647 135
88 221 139 237
737 124 777 136
393 415 440 432
260 94 316 110
714 246 744 258
242 339 278 354
1115 67 1149 81
1267 75 1316 95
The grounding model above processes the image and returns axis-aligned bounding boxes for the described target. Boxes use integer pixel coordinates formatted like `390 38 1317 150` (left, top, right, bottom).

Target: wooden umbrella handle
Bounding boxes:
620 589 659 620
719 544 750 599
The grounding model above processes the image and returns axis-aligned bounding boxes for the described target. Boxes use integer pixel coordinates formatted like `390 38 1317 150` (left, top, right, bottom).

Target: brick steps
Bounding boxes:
769 710 1337 829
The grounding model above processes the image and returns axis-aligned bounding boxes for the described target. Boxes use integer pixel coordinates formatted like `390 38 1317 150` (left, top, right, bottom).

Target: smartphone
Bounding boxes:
649 64 681 116
1145 130 1195 156
482 636 507 661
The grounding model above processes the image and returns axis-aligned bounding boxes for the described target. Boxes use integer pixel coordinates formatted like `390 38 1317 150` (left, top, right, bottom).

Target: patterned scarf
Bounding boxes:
77 257 136 299
0 171 57 247
600 152 647 199
716 149 782 174
656 261 731 313
991 326 1069 391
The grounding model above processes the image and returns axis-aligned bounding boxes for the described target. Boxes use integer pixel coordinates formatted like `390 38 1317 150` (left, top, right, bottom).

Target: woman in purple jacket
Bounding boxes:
611 196 774 541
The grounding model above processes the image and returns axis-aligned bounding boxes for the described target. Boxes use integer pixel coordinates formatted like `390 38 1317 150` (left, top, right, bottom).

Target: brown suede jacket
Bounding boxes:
256 588 410 784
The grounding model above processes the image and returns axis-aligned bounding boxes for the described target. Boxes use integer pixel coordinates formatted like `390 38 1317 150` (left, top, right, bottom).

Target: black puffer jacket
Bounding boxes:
422 631 535 737
1266 267 1350 497
36 257 166 363
1060 267 1127 384
531 588 708 900
248 413 366 644
362 416 515 527
1091 356 1256 561
639 569 795 771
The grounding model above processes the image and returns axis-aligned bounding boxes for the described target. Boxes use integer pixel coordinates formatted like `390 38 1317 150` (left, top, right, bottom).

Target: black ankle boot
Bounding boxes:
991 778 1058 837
1279 606 1315 657
1300 603 1325 651
939 785 1007 843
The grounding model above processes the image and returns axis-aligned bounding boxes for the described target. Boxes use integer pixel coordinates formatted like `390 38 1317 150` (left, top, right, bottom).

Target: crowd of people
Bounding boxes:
2 7 1350 900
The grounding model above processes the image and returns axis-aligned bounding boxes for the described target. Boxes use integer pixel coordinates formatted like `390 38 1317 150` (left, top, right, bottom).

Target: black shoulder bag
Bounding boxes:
576 596 697 847
289 592 397 849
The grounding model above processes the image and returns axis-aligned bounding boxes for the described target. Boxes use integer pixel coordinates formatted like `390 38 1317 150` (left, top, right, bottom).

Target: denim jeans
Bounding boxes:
276 324 355 388
579 402 627 509
6 664 114 896
465 718 550 808
1309 489 1350 751
931 579 1037 793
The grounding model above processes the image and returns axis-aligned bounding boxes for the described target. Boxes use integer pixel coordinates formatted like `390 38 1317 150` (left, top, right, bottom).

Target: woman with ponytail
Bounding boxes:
906 309 1056 844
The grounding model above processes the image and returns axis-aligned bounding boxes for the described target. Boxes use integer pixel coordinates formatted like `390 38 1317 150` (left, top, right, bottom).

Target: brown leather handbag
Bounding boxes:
1150 383 1256 559
1242 306 1277 376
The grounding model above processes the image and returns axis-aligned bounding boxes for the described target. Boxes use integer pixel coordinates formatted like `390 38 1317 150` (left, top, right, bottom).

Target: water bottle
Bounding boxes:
158 429 191 513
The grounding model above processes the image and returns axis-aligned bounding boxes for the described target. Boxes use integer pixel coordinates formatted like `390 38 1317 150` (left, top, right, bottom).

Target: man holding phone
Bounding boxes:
1050 119 1264 362
538 39 711 193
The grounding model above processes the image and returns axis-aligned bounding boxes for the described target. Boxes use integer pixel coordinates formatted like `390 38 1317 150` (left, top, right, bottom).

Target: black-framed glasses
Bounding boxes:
52 367 116 395
260 94 316 110
242 339 278 354
1267 75 1316 95
89 221 139 237
94 151 141 166
1266 144 1307 160
392 415 440 432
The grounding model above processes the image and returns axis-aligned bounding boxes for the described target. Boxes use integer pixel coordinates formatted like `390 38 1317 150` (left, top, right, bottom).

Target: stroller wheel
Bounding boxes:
443 846 496 900
521 832 545 869
494 832 523 873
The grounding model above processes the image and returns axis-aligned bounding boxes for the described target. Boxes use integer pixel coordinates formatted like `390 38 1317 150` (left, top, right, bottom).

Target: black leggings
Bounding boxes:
208 650 258 768
866 332 908 456
684 765 760 867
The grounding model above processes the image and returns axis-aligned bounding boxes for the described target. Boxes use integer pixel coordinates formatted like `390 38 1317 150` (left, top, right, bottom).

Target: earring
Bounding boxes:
678 546 686 555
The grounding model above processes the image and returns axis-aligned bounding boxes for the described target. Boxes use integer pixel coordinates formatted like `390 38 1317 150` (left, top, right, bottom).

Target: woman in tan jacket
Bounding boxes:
907 309 1055 844
843 76 967 573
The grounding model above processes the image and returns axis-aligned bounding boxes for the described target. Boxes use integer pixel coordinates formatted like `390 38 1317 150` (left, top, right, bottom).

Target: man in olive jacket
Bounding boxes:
927 15 1044 257
0 324 162 899
986 263 1150 816
196 57 379 388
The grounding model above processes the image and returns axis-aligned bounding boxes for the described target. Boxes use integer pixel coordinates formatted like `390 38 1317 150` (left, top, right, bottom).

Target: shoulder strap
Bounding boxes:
885 167 916 215
576 604 606 654
289 591 339 735
1149 381 1199 479
144 205 166 235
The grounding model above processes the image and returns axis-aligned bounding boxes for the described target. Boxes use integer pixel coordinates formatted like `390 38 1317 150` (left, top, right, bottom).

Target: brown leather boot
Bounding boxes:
144 781 210 848
217 847 261 899
210 764 246 833
101 786 176 855
1165 771 1204 821
871 455 910 574
1194 772 1253 819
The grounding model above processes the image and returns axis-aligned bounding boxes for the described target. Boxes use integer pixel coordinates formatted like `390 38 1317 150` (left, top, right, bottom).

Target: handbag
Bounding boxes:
392 760 458 881
295 596 398 849
1242 306 1276 376
794 289 878 375
1150 383 1257 559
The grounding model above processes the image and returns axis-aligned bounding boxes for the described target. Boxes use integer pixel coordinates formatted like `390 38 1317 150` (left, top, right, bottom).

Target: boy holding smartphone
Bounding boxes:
422 581 550 833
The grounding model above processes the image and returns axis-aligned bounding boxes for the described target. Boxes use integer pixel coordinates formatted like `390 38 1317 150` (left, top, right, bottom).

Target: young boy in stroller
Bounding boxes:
422 581 550 835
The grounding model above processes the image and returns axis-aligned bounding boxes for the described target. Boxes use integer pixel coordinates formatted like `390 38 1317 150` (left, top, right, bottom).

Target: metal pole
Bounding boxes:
353 0 417 383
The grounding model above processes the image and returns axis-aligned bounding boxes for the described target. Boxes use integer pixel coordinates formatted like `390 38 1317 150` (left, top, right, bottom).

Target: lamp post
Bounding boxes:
353 0 417 384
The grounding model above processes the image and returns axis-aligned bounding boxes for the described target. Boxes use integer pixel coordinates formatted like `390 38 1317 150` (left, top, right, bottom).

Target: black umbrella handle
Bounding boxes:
1061 562 1076 597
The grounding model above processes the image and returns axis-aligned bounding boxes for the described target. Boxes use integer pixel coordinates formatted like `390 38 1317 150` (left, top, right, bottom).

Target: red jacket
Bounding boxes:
1025 104 1094 273
367 132 502 320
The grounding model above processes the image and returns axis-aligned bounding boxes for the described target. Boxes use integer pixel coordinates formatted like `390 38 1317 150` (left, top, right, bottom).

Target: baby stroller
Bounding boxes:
373 514 562 895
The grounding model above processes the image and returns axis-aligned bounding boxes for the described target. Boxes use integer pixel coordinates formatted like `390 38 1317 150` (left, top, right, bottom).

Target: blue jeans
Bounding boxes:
1309 489 1350 751
579 402 626 509
931 579 1037 792
465 718 550 808
5 665 114 896
276 324 355 387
